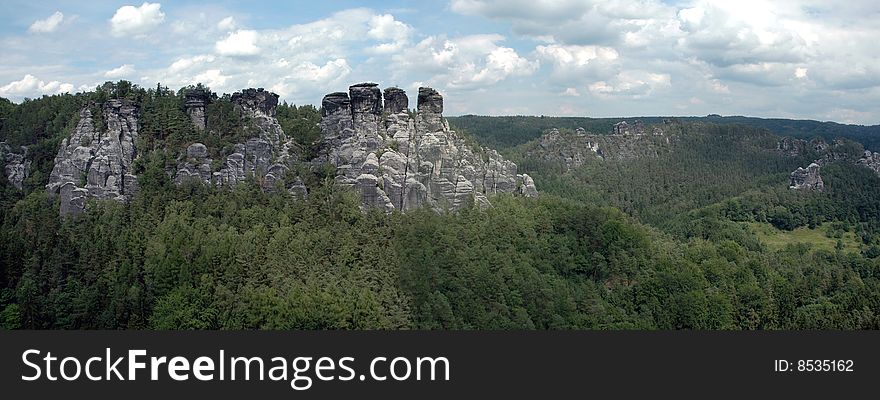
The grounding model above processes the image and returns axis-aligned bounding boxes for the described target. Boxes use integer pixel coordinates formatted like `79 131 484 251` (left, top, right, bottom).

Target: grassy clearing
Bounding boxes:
745 222 863 253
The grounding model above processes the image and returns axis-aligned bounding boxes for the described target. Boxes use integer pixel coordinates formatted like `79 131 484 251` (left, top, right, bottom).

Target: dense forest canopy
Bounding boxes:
1 82 880 330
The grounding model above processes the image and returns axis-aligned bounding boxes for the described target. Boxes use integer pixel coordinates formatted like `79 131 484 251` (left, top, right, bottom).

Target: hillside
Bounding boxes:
447 115 880 152
1 82 880 330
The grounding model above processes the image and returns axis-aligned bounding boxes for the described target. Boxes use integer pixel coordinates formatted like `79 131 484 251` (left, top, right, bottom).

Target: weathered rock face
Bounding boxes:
316 83 536 212
47 100 140 216
184 88 211 131
789 162 824 190
174 88 303 195
1 142 30 190
383 87 408 114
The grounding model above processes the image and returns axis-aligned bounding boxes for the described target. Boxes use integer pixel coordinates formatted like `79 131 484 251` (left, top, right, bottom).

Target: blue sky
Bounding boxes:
1 1 879 124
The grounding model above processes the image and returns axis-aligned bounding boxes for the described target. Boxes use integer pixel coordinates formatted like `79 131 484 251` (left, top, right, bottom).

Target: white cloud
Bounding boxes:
193 69 228 88
168 55 216 73
588 70 671 98
536 44 619 68
393 34 537 89
795 67 808 79
104 64 136 78
29 11 64 33
217 16 237 31
0 74 74 97
215 30 261 56
366 14 412 54
110 2 165 37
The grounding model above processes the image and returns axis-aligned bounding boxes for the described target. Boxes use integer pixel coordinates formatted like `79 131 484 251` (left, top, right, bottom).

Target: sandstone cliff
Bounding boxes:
173 88 305 197
789 163 824 190
315 83 536 212
1 142 30 190
46 100 140 216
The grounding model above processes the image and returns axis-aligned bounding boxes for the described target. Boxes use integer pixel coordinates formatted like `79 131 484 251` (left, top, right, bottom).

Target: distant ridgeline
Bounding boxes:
0 82 536 217
447 114 880 152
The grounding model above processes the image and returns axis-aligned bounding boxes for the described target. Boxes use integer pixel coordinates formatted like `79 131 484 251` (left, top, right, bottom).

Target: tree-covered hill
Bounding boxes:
448 115 880 152
2 84 880 330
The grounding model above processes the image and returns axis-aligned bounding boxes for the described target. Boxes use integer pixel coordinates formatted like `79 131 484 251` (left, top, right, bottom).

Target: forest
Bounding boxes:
1 83 880 330
447 114 880 152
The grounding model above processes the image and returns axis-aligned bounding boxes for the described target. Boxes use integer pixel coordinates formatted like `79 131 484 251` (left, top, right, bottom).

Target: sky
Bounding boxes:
1 1 879 124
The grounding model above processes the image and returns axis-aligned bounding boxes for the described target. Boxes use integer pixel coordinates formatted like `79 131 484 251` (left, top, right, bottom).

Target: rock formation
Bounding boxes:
315 83 536 212
174 88 305 197
784 137 880 191
1 142 30 190
47 100 140 216
789 163 824 190
857 150 880 175
612 120 646 135
527 125 676 170
184 88 211 131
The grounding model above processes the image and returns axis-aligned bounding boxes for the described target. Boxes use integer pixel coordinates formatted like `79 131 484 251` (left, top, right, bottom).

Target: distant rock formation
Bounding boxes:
612 120 646 135
315 83 536 212
174 88 305 197
47 100 140 216
858 150 880 175
789 163 824 191
1 142 30 190
184 88 210 131
526 124 675 170
784 138 880 191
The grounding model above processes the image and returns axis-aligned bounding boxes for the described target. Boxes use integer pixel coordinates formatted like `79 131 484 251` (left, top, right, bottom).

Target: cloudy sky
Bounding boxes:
1 1 878 124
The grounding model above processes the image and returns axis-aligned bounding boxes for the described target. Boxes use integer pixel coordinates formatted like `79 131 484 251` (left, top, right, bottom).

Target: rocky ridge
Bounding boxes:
525 121 673 170
46 100 140 216
315 83 536 212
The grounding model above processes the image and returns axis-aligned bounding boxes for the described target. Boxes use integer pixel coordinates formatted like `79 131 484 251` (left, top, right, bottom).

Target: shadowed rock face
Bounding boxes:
1 142 30 190
47 100 140 216
316 82 537 212
322 92 350 117
790 163 824 191
232 88 278 118
349 83 382 115
185 88 211 130
383 87 408 114
417 87 443 114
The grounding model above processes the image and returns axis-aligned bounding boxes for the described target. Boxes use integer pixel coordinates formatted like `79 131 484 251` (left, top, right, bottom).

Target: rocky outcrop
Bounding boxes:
785 138 880 191
315 83 536 212
527 125 675 170
383 87 408 114
789 163 824 190
47 100 140 216
184 88 211 131
174 88 304 196
1 142 30 190
858 150 880 175
612 120 647 135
